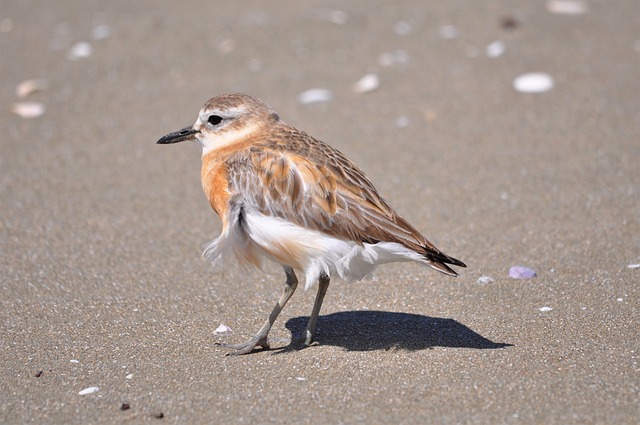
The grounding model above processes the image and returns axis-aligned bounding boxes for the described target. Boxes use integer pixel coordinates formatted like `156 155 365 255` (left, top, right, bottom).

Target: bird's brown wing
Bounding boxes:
225 130 465 275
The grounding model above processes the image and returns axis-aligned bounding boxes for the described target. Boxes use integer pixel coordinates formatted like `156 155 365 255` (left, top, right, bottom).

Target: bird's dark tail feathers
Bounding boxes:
424 249 467 276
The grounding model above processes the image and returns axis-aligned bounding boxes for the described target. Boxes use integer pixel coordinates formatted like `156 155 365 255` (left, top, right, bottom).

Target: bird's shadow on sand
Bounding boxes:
280 311 512 352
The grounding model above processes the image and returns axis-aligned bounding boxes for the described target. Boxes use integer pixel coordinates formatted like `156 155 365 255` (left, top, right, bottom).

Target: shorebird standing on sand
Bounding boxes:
157 93 466 355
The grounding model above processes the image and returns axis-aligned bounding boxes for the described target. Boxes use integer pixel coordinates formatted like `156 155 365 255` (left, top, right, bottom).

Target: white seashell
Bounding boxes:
509 265 537 279
78 386 100 395
477 276 495 284
11 102 45 118
513 73 554 93
352 73 380 94
298 88 333 104
547 0 589 15
16 79 49 98
539 306 553 312
67 42 92 60
486 41 505 58
213 324 232 335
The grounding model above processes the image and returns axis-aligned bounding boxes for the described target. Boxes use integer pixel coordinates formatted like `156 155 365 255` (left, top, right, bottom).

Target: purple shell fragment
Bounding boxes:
509 266 537 279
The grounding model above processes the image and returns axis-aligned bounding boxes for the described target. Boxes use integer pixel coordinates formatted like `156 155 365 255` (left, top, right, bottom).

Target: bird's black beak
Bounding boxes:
157 127 200 144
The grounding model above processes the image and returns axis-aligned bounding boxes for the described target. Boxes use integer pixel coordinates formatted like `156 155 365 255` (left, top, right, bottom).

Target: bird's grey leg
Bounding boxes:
303 273 330 346
220 266 298 355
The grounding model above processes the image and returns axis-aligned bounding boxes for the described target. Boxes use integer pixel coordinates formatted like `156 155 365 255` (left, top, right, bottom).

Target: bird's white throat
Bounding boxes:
199 122 260 157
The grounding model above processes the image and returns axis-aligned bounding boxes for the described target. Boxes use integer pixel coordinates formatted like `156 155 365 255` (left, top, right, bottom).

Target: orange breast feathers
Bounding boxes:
201 156 231 222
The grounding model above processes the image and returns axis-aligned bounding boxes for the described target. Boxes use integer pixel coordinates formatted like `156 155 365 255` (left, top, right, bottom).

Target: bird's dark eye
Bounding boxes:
208 115 223 125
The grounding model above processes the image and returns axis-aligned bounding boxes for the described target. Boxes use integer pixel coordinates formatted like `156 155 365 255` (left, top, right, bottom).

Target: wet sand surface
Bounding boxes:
1 1 638 423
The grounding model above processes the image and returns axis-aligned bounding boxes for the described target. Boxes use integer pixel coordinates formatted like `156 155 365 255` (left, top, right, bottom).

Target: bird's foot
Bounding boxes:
287 331 318 350
217 336 270 356
303 329 316 347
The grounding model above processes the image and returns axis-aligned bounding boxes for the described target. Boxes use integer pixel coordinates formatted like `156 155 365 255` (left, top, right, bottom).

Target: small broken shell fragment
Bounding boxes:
486 41 505 58
213 324 232 335
298 88 333 104
352 73 380 94
477 275 495 284
78 386 100 395
513 73 554 93
547 0 589 15
509 266 537 279
67 42 93 60
16 79 49 98
12 102 46 118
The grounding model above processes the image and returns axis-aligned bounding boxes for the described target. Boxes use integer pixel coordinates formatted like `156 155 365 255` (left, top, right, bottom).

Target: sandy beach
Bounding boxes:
1 1 638 423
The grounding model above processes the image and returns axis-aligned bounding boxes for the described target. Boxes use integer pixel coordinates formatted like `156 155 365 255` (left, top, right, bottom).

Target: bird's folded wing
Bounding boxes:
225 140 445 260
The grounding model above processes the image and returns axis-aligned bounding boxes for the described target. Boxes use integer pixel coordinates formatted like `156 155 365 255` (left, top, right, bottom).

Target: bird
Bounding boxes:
157 93 466 355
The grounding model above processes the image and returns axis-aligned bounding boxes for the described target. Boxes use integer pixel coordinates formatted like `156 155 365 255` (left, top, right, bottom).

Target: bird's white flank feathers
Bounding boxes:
204 212 426 290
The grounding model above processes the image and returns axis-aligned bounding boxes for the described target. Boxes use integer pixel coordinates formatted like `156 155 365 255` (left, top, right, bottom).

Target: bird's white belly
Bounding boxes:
205 212 425 289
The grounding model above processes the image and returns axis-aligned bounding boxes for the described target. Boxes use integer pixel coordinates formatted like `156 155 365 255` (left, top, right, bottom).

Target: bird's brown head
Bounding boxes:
157 93 280 155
